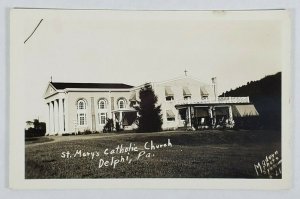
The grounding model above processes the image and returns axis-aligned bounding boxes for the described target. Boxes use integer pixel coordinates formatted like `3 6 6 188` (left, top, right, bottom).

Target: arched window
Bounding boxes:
98 99 107 109
77 99 87 126
98 98 108 125
77 100 86 109
118 98 127 109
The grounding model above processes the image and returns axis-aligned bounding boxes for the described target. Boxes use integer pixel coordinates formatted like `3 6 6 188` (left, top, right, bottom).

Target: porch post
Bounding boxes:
112 112 116 130
208 106 213 127
228 105 233 122
187 106 192 127
191 106 194 128
119 111 123 129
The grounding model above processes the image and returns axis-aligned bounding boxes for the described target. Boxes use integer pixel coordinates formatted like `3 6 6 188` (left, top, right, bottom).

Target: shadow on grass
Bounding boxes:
122 129 281 146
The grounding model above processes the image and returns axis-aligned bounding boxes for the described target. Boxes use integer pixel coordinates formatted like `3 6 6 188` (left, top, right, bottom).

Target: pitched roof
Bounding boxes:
51 82 134 89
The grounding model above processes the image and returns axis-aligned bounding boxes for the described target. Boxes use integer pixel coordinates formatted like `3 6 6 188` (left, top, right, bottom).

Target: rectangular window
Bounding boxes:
79 113 86 125
165 86 174 101
166 110 175 122
99 113 107 125
167 117 175 121
166 96 174 101
184 96 191 100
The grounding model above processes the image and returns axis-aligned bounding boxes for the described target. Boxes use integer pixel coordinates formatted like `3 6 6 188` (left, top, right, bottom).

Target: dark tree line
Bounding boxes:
221 72 281 130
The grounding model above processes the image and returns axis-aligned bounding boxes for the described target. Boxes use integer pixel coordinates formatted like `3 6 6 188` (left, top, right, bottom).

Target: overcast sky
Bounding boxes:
11 9 287 123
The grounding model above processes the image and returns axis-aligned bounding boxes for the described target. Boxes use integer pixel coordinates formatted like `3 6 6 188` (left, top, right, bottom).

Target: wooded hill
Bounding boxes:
221 72 281 130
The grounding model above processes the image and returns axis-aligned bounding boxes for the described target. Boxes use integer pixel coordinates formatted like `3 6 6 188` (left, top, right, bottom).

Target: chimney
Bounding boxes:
212 77 218 101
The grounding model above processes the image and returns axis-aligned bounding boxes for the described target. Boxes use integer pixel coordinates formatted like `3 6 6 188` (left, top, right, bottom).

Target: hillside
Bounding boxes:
221 72 281 130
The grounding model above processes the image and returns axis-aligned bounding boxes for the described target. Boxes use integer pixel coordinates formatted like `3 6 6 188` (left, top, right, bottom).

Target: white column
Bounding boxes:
228 105 233 122
112 112 116 130
64 98 69 133
58 98 64 134
49 101 54 135
54 100 59 134
91 97 96 132
187 107 191 127
46 103 50 135
208 106 213 127
119 111 123 129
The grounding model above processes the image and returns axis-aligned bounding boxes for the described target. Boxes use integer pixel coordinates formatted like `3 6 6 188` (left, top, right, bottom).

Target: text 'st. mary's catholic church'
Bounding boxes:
44 75 258 135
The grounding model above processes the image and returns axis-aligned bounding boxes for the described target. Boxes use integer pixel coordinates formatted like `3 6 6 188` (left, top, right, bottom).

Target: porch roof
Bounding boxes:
111 108 137 113
232 104 259 117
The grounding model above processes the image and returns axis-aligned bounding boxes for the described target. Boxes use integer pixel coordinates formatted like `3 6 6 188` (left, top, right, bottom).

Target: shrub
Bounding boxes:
83 129 92 135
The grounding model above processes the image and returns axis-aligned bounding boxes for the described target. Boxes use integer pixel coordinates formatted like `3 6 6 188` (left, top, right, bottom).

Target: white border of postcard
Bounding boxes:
9 9 292 190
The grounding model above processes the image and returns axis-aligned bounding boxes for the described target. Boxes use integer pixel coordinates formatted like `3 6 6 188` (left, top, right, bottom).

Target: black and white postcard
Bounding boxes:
9 9 292 189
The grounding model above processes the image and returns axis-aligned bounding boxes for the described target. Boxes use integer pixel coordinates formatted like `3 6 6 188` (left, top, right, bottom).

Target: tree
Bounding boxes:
25 119 46 137
221 72 281 130
136 84 162 133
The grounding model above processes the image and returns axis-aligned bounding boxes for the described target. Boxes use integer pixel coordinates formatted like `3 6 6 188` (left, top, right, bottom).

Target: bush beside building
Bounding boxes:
25 119 46 137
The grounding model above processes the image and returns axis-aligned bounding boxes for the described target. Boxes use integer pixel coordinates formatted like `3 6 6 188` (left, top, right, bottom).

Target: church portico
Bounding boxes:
45 97 67 135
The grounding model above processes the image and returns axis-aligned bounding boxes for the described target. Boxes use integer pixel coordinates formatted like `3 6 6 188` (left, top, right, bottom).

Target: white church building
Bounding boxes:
44 75 258 135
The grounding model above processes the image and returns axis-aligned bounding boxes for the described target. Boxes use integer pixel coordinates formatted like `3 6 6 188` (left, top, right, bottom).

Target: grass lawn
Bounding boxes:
25 129 281 179
25 136 54 145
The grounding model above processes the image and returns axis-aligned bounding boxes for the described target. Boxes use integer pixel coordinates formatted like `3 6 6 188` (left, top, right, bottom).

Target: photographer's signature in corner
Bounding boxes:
254 150 281 178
